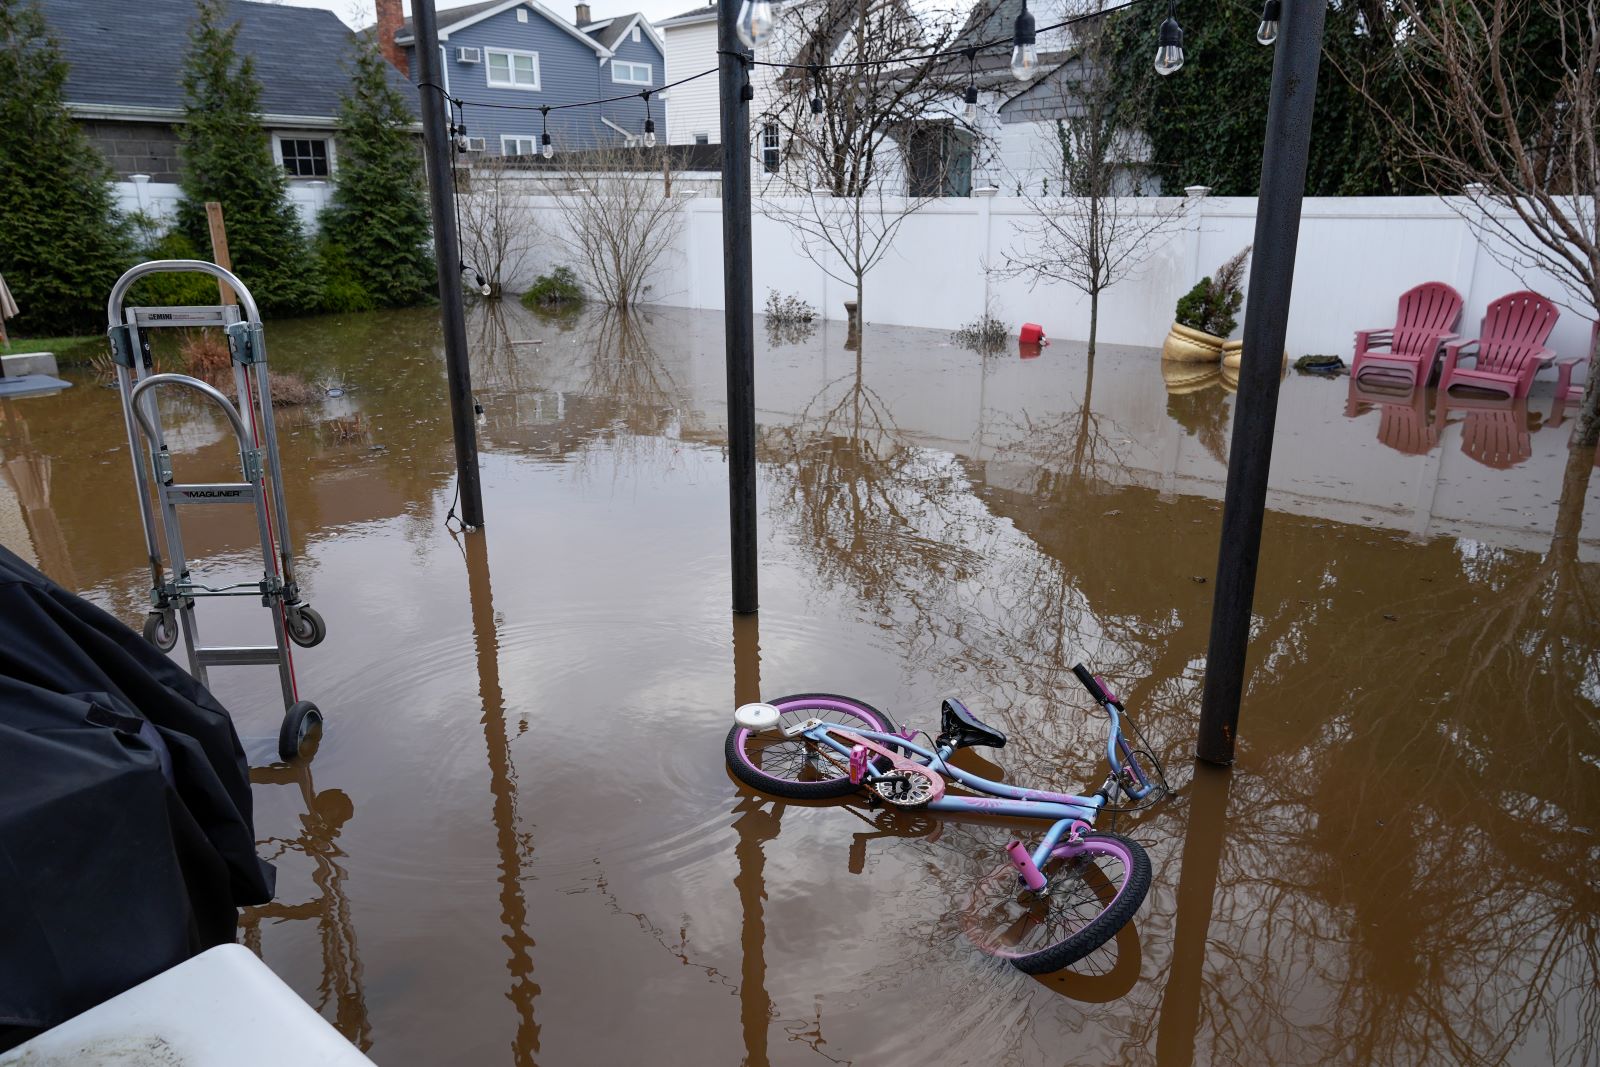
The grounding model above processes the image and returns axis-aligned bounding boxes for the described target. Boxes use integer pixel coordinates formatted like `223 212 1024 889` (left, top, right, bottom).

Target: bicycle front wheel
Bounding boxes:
962 831 1151 974
725 693 898 800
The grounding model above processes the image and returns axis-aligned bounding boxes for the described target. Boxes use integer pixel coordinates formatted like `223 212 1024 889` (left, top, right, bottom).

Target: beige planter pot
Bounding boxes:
1220 340 1289 371
1161 322 1226 363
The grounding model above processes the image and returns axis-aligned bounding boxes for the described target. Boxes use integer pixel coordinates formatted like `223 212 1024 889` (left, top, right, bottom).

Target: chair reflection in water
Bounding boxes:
240 755 370 1052
1345 378 1441 456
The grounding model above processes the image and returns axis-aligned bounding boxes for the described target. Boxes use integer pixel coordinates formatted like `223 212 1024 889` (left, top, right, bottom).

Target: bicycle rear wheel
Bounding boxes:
725 693 897 800
962 831 1151 974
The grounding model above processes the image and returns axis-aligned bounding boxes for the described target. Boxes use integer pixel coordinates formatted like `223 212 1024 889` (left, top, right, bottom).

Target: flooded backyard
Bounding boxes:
2 303 1597 1065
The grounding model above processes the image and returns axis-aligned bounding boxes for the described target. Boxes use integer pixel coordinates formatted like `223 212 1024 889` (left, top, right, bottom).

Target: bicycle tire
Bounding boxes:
725 693 898 800
963 830 1151 974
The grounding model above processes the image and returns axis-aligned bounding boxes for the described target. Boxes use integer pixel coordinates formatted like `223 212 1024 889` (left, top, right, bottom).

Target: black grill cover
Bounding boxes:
0 544 274 1040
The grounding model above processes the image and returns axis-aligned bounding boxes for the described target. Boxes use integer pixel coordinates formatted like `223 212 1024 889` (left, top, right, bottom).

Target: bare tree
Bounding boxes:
1359 0 1600 445
457 158 542 298
758 0 971 323
548 145 683 310
997 25 1191 357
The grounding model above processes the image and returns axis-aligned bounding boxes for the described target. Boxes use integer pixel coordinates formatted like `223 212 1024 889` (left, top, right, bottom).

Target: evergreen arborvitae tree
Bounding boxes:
0 0 129 336
176 0 320 313
319 40 435 309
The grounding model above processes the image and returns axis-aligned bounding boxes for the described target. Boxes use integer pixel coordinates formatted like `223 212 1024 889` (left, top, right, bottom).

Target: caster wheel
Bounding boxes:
278 700 323 762
285 604 326 648
142 610 178 652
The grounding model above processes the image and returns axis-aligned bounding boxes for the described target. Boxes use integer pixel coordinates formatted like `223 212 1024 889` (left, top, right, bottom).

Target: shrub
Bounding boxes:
317 39 433 308
952 312 1009 356
521 266 585 309
1174 246 1250 338
175 0 321 315
0 1 131 335
175 328 316 405
125 231 223 306
315 240 378 314
764 289 815 324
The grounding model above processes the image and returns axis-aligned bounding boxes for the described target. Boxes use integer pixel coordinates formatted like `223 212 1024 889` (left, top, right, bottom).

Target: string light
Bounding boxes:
1256 0 1280 44
961 48 978 124
1155 0 1184 75
808 65 823 137
540 106 554 159
736 0 774 48
1011 0 1038 81
642 91 656 148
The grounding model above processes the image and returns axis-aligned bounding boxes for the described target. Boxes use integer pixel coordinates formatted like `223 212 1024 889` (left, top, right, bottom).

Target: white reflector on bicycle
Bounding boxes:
733 703 782 731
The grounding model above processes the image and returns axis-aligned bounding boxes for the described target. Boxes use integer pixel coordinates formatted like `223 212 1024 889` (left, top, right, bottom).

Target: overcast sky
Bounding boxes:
274 0 705 31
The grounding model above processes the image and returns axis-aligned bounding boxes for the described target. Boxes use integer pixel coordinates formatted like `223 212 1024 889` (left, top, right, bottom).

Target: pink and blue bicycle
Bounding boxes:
725 665 1167 974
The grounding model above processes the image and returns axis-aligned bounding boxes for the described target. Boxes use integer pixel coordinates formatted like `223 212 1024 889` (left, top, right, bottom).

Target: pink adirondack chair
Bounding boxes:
1553 319 1596 405
1351 282 1463 389
1437 290 1560 399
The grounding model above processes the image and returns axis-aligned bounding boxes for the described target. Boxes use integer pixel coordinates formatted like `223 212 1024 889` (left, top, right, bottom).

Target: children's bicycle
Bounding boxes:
724 665 1168 974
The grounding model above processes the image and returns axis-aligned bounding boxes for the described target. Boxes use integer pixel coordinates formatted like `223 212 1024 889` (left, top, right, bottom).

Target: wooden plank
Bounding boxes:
205 201 236 306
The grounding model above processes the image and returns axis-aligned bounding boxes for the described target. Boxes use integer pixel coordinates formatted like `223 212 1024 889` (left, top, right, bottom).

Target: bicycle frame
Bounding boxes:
793 694 1155 879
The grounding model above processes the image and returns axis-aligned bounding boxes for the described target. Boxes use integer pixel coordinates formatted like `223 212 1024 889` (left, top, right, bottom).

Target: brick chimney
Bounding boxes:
374 0 408 76
575 3 592 24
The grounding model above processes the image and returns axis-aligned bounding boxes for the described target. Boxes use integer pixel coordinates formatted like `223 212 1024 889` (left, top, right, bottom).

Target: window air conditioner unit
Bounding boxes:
465 136 487 152
456 46 483 63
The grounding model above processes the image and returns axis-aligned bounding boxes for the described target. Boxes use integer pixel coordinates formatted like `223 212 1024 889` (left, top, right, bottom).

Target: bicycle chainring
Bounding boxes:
867 767 937 808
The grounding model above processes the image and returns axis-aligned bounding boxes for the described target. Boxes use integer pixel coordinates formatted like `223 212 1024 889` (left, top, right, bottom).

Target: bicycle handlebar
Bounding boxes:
1072 663 1112 705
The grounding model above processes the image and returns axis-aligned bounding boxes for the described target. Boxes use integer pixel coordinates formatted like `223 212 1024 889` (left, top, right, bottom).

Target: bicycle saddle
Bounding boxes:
939 698 1007 750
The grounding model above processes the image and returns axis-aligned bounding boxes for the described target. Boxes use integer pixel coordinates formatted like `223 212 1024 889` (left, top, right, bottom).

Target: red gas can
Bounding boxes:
1018 323 1047 345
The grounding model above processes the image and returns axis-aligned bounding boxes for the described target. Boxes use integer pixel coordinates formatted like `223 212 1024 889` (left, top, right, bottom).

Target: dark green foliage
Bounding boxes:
1106 2 1421 195
175 0 320 314
1174 247 1249 336
318 40 434 308
315 240 378 313
0 0 130 335
521 267 585 309
125 231 221 306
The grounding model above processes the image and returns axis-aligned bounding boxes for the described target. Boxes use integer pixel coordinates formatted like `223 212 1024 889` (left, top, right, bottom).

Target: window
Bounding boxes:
631 24 641 42
611 60 652 85
486 48 540 90
502 135 537 155
906 123 972 197
760 122 780 173
694 132 709 145
516 7 528 20
277 136 330 178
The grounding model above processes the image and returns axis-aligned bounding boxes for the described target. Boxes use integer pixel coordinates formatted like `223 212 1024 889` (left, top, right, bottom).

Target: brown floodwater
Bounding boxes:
2 303 1596 1066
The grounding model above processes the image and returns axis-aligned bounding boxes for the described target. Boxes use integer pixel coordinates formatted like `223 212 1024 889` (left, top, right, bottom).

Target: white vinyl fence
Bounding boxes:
491 185 1596 375
112 180 335 237
112 174 1596 377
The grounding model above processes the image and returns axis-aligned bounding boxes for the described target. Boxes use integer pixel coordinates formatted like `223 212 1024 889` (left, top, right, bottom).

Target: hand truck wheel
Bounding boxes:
285 604 326 648
142 610 179 652
278 700 323 762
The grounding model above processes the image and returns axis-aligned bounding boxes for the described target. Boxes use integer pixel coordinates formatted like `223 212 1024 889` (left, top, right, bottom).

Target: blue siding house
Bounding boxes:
386 0 665 157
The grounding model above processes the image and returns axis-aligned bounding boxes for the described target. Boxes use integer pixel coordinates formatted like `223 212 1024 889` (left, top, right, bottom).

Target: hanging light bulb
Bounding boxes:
964 84 979 124
541 132 553 159
810 95 824 135
644 118 657 148
1154 1 1184 75
1256 0 1280 44
736 0 774 48
1010 2 1037 81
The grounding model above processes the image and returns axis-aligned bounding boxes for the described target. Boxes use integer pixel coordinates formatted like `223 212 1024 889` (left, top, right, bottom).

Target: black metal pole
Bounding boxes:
1197 0 1325 764
414 0 485 529
719 0 758 613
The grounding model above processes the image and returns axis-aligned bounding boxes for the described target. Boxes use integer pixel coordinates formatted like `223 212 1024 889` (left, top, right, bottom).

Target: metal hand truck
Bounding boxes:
107 260 327 762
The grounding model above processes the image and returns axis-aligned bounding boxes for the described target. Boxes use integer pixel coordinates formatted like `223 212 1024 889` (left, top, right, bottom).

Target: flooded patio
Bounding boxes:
2 303 1596 1065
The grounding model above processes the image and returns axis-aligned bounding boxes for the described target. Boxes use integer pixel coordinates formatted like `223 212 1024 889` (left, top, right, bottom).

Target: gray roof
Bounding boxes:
394 0 504 41
582 11 647 49
36 0 417 120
